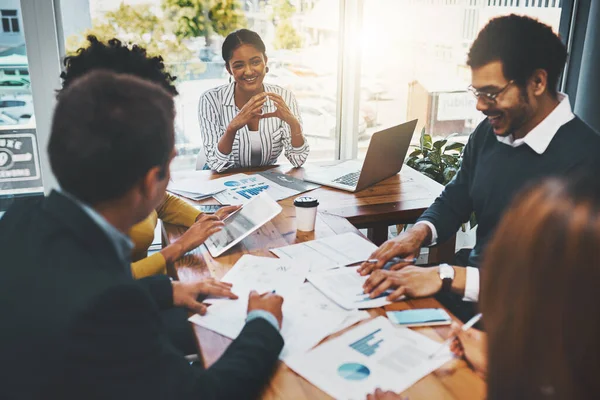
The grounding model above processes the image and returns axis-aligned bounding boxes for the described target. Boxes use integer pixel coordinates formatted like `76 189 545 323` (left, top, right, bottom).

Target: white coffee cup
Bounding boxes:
294 196 319 232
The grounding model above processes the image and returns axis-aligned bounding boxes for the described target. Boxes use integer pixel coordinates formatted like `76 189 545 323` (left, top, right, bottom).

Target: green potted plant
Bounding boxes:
405 127 464 185
405 128 476 230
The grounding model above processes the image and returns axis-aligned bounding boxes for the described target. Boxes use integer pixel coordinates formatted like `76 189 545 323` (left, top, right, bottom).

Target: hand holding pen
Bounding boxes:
429 313 482 359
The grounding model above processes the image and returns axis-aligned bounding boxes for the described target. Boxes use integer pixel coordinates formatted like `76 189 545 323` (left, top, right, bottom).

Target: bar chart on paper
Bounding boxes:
349 328 384 357
236 185 269 199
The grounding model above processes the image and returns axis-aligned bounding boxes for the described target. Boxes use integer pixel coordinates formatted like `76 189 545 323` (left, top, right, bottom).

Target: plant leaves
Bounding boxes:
409 149 422 157
433 140 447 150
443 166 458 184
441 154 459 166
444 142 465 152
420 130 433 150
429 151 442 165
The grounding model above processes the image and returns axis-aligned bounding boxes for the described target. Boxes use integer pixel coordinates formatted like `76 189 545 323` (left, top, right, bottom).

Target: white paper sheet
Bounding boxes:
286 317 454 400
168 173 227 197
286 283 371 336
189 271 369 362
220 255 309 297
270 232 378 273
307 266 404 310
189 289 350 362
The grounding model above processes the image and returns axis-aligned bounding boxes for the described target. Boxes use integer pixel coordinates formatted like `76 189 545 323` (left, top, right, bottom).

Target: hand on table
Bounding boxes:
172 278 238 315
448 322 487 378
357 227 428 276
362 267 441 300
247 290 284 328
366 388 406 400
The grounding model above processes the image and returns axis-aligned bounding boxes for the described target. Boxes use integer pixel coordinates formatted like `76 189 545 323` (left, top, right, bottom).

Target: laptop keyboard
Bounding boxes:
333 171 361 187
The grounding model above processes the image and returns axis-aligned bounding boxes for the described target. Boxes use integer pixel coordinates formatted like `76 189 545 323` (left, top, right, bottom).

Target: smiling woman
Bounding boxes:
198 29 310 173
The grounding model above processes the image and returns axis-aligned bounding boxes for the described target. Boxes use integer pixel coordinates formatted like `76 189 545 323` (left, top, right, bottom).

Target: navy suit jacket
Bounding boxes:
0 191 283 399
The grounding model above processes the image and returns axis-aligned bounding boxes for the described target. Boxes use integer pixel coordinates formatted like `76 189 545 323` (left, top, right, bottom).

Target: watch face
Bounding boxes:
439 264 455 280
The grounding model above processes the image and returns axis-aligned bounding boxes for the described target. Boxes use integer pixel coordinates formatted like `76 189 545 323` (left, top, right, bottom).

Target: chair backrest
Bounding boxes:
195 145 207 170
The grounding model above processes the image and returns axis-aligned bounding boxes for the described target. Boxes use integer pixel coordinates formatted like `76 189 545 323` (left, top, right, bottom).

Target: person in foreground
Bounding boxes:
0 71 284 399
368 175 600 398
199 28 309 172
457 174 600 398
61 35 239 279
359 15 600 320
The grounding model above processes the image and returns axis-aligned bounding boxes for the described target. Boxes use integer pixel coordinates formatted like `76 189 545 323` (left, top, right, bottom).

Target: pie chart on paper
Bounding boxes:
337 363 371 381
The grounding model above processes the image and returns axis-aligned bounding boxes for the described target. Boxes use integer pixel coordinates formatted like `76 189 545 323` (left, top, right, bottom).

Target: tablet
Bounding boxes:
205 192 282 257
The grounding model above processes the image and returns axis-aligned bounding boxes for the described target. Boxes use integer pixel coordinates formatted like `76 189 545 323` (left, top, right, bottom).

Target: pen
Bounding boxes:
428 313 482 359
365 257 418 265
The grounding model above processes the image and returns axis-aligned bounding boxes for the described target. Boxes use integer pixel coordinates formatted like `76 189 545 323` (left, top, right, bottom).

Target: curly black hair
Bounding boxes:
59 35 178 96
467 14 567 97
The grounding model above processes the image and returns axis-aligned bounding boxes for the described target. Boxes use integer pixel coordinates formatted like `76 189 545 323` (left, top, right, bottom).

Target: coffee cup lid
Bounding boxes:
294 196 319 208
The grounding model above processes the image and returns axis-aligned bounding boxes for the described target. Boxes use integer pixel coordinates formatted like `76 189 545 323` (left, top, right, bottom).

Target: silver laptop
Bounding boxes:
303 120 418 192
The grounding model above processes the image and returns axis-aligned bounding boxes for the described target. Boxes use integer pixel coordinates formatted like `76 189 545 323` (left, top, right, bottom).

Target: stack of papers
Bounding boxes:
168 174 225 200
271 232 378 273
188 255 369 361
286 317 453 400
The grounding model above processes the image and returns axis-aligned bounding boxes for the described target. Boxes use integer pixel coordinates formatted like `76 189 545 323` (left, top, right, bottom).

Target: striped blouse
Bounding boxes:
198 82 310 172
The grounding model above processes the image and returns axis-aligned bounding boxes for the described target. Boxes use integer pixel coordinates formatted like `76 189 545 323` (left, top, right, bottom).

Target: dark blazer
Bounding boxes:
0 191 283 399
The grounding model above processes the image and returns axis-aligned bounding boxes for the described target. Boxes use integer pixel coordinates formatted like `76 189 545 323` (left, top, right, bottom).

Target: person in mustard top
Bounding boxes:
59 35 239 278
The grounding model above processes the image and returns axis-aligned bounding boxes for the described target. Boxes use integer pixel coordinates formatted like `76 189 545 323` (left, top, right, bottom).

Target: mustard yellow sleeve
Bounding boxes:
156 193 202 227
131 252 167 279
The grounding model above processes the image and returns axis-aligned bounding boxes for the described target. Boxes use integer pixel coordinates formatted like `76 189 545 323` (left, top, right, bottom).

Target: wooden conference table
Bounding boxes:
163 164 484 399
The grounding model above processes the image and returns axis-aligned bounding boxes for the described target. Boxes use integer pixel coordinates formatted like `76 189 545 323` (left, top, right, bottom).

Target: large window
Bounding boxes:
0 2 42 210
1 0 571 202
1 9 19 33
357 0 564 157
60 0 341 170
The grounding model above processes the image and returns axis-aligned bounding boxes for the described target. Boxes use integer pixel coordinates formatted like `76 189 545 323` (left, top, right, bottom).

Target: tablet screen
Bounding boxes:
206 192 282 257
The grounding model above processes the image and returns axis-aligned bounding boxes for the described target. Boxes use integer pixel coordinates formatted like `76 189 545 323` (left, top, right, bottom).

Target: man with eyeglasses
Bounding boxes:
358 14 600 321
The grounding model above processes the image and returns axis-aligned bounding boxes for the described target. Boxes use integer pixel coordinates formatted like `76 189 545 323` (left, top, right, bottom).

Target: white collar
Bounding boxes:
496 93 574 154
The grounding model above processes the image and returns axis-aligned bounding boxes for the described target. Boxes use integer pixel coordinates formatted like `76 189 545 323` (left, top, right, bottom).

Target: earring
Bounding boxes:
266 66 269 73
229 75 232 83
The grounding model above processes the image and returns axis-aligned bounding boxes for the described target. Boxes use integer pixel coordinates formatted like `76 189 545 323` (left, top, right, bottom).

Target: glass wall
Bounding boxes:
357 0 564 158
60 0 341 169
0 0 43 211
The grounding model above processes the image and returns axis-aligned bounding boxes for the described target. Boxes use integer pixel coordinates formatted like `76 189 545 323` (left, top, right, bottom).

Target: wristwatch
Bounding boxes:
438 263 455 293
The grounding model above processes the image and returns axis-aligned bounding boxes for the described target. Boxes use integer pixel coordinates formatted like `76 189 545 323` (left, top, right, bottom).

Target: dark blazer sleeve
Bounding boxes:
417 127 477 244
138 274 173 310
65 282 283 400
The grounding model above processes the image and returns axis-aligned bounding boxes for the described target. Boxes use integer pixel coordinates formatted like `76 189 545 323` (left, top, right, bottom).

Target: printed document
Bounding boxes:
189 260 368 361
190 288 349 361
307 266 403 310
213 173 317 205
218 254 309 297
286 317 453 400
271 232 378 273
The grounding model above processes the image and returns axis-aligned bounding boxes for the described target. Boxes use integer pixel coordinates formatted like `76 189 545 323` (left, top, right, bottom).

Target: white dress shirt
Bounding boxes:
198 82 309 172
416 93 575 302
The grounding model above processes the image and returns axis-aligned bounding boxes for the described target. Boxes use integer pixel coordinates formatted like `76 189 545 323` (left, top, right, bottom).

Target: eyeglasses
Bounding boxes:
468 80 514 104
